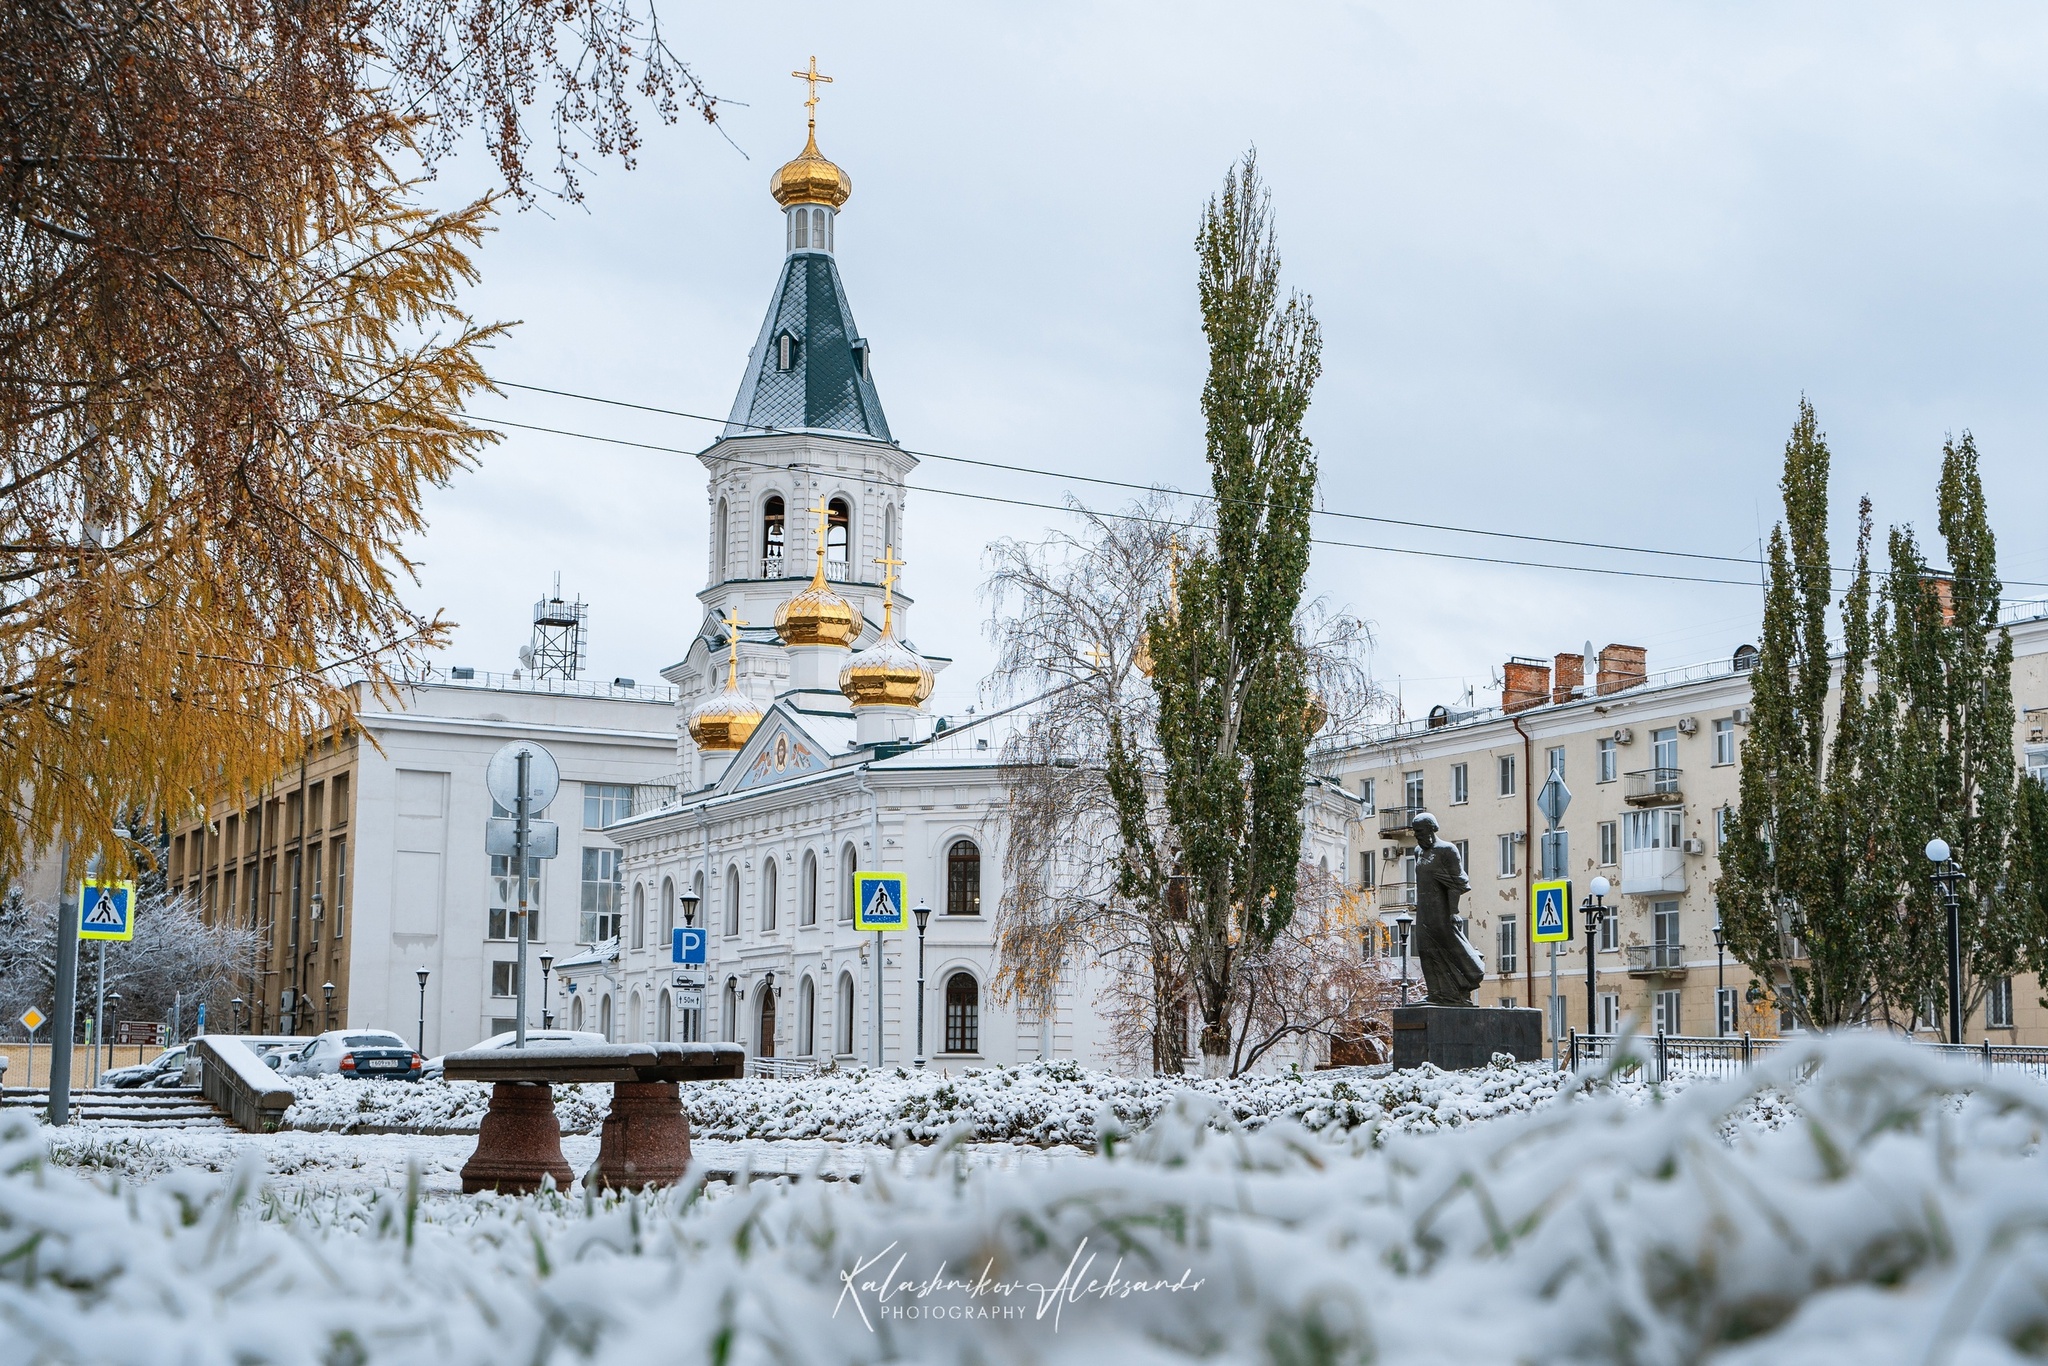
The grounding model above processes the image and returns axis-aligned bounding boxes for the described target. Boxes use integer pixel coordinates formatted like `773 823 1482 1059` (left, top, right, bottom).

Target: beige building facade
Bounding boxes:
1330 606 2048 1044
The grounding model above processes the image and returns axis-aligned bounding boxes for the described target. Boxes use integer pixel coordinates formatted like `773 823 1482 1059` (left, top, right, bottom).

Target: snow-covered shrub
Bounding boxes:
6 1036 2048 1363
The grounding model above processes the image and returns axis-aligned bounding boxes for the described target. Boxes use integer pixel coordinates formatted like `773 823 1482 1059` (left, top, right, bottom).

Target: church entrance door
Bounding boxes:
758 990 776 1059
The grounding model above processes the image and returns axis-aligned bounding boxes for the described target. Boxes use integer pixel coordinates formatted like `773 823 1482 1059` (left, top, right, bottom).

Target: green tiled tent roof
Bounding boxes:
725 253 891 441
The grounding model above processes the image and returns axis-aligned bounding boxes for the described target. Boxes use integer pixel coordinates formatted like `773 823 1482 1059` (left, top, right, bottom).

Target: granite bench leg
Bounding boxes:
584 1081 692 1191
461 1081 575 1194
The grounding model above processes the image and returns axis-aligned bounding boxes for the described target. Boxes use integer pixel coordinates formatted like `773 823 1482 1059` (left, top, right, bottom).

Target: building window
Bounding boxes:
627 990 643 1044
1596 737 1617 784
1654 989 1682 1035
570 996 584 1030
1450 763 1469 806
490 962 516 997
1715 806 1733 851
724 865 741 937
944 972 979 1054
577 848 621 943
584 784 633 829
761 858 778 933
1404 771 1425 810
2028 747 2048 784
1453 839 1469 872
883 504 897 561
332 773 350 826
1988 976 2015 1029
1624 808 1682 852
1596 821 1618 867
657 989 672 1042
837 972 856 1054
801 851 819 926
1546 746 1566 779
631 883 646 949
1713 718 1736 766
1598 993 1620 1034
776 330 798 369
715 498 729 579
1359 777 1376 814
762 493 786 572
1497 755 1516 798
489 852 543 940
1496 914 1519 976
1599 906 1618 953
1359 849 1376 889
1652 900 1681 969
1716 987 1737 1037
1651 725 1678 773
840 843 858 921
662 877 677 939
946 839 981 915
1497 834 1518 878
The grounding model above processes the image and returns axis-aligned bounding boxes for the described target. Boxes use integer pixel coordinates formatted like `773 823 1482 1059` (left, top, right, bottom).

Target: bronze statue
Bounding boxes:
1411 812 1484 1006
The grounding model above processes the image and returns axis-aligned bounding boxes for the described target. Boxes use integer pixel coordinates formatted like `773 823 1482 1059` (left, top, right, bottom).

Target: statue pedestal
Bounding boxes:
1392 1005 1544 1070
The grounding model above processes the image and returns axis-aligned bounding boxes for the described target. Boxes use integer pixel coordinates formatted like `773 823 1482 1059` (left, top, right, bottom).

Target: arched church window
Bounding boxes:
600 993 613 1042
794 209 809 250
883 505 897 563
571 995 584 1030
840 842 858 921
725 865 740 937
762 495 786 575
837 971 855 1054
662 877 676 939
827 498 850 577
627 990 642 1043
801 850 818 925
657 989 672 1042
944 972 979 1054
715 499 729 580
811 207 826 250
946 840 981 916
761 857 778 932
631 883 646 949
798 975 816 1056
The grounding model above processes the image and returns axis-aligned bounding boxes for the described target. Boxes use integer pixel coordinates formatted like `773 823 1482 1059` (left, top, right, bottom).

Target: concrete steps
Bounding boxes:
0 1087 234 1130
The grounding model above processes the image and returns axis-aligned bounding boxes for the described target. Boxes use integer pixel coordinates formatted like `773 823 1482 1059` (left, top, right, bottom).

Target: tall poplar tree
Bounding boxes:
1717 401 1888 1028
1145 153 1321 1076
1870 436 2020 1037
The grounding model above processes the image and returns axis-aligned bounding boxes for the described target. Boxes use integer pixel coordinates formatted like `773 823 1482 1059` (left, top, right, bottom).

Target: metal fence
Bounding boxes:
1569 1030 2048 1082
746 1057 821 1080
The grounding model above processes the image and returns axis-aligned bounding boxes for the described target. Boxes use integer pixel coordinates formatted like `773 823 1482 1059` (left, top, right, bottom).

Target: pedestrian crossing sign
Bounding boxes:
78 879 136 941
853 872 907 932
1531 879 1572 943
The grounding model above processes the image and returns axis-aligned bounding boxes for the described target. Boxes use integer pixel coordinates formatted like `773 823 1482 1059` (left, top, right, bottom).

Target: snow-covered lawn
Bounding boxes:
281 1054 1680 1144
7 1036 2045 1363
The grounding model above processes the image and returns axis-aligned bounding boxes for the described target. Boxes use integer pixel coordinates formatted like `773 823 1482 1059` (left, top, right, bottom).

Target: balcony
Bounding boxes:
1620 846 1686 895
761 553 851 581
1623 767 1683 806
1378 806 1423 840
1376 882 1418 912
1625 942 1689 978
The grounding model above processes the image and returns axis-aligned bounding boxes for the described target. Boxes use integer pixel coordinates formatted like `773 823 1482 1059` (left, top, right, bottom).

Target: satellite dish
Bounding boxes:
518 645 536 670
486 741 560 812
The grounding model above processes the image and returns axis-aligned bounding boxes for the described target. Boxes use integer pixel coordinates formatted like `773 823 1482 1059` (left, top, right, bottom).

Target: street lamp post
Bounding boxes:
539 954 555 1029
912 899 932 1068
1394 912 1415 1005
415 967 431 1054
1713 922 1726 1037
1927 838 1966 1044
322 980 335 1030
1581 876 1610 1037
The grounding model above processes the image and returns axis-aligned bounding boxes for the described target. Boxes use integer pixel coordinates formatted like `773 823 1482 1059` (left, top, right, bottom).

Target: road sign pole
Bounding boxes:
872 929 884 1068
47 844 77 1125
1548 942 1559 1069
515 750 529 1052
94 939 107 1088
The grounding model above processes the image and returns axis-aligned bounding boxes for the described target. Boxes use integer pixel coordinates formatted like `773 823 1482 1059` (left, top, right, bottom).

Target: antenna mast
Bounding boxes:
530 573 588 680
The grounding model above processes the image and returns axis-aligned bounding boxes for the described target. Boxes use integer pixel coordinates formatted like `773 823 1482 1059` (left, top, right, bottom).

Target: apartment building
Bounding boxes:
1330 606 2048 1043
170 672 679 1054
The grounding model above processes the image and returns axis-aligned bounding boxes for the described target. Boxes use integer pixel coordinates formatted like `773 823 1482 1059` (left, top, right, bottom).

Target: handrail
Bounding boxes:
194 1035 295 1132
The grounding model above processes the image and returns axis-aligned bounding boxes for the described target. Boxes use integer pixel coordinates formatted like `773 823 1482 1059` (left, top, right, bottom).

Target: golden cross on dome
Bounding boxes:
791 56 833 128
719 608 747 682
807 498 831 580
874 543 904 633
1085 644 1109 671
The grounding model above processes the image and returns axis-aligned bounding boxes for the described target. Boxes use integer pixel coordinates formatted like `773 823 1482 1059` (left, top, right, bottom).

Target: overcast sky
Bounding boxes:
412 3 2048 721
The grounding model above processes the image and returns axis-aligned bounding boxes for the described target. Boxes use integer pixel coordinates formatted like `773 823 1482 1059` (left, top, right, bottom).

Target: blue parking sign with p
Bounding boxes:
672 926 707 965
854 872 907 932
1531 879 1572 943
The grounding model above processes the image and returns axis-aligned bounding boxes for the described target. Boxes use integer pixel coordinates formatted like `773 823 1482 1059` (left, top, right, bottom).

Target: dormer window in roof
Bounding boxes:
787 204 834 254
850 339 870 381
775 331 799 372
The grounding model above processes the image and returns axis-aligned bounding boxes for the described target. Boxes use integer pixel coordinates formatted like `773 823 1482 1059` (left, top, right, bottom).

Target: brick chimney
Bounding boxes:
1551 652 1584 704
1503 658 1551 713
1596 644 1647 695
1929 576 1956 626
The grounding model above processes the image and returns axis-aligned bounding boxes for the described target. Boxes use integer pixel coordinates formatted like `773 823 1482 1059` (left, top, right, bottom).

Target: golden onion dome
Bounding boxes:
1304 691 1329 737
686 680 762 752
839 631 934 709
1133 630 1154 679
775 570 859 649
770 127 852 209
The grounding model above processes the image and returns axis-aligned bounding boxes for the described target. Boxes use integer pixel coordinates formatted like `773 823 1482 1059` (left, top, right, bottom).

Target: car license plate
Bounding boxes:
364 1059 401 1069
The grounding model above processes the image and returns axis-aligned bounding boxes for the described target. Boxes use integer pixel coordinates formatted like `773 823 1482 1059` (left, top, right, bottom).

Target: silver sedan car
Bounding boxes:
281 1029 423 1081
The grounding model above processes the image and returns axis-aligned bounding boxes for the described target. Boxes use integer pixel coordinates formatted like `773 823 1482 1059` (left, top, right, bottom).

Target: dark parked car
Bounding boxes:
280 1030 423 1081
103 1046 191 1089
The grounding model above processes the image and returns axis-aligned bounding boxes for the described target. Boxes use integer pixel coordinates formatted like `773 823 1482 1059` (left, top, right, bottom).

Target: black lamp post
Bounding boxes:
912 899 932 1067
682 892 699 928
1712 922 1726 1036
539 953 555 1029
1581 875 1610 1035
230 997 245 1034
321 980 335 1030
415 966 430 1054
1927 838 1965 1044
106 991 121 1070
1394 912 1415 1005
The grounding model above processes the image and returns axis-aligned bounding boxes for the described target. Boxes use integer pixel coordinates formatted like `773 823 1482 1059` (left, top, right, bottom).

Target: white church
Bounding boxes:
552 105 1355 1074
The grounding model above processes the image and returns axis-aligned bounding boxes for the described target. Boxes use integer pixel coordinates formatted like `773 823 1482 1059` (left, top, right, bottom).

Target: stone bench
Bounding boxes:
442 1042 745 1194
